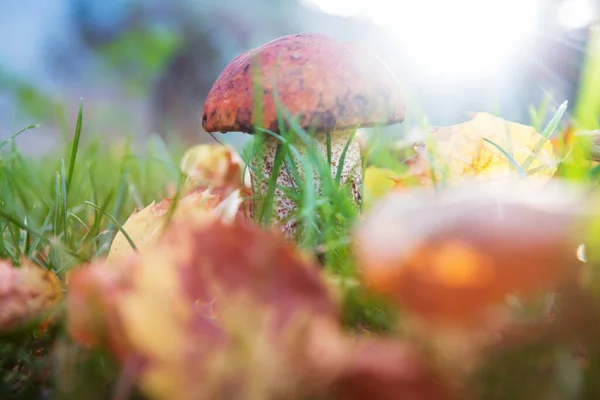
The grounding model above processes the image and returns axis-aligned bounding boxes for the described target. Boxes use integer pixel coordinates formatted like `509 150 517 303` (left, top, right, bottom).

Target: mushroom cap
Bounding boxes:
202 33 406 135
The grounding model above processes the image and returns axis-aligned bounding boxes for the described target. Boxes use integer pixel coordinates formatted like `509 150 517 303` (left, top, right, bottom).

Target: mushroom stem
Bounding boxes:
250 129 363 240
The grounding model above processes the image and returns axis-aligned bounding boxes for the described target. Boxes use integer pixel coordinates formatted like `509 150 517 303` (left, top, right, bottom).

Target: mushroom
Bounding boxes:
202 33 406 239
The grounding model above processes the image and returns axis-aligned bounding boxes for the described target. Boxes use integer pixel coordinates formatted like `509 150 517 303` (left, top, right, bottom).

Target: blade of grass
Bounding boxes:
66 99 83 193
521 100 568 171
334 127 358 185
159 171 186 236
60 159 69 246
258 143 287 226
87 189 114 243
53 173 60 238
483 138 527 178
27 211 53 260
107 164 130 233
0 124 39 150
0 210 88 264
84 201 137 253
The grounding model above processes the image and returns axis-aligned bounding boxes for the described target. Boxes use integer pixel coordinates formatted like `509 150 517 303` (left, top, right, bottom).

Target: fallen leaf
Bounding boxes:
361 113 558 204
107 188 244 261
0 259 62 333
399 113 560 188
180 143 246 194
363 166 403 211
67 216 340 400
65 256 136 362
354 178 586 324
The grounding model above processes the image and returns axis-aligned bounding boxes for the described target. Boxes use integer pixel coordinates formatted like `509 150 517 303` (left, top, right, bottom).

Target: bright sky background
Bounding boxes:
300 0 598 79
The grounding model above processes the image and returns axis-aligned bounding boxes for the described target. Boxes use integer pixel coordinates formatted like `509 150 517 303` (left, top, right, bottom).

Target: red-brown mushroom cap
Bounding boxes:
202 33 406 134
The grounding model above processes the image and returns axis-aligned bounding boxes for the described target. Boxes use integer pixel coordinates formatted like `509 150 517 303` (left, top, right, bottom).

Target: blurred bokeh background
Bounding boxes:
0 0 598 155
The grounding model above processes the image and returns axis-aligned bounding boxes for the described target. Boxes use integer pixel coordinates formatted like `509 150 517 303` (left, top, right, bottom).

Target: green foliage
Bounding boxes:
574 23 600 130
0 103 185 273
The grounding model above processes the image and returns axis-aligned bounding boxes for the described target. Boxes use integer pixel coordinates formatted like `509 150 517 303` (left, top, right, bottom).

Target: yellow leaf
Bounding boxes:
107 189 243 261
363 166 401 210
427 112 559 186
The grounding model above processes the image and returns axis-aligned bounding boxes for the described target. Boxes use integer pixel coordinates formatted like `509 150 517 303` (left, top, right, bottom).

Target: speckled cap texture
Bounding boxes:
202 33 406 135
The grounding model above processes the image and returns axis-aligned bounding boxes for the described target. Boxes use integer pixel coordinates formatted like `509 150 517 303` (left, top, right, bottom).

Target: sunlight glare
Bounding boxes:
300 0 366 18
371 0 539 78
558 0 596 29
303 0 540 79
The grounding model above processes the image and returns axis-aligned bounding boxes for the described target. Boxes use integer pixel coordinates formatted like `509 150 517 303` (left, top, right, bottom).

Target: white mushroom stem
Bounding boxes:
249 129 362 240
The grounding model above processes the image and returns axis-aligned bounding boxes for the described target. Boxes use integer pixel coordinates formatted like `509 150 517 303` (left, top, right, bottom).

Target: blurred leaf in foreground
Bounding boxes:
0 259 62 333
179 143 247 194
354 178 587 326
67 216 339 400
318 332 459 400
363 166 403 211
67 212 462 400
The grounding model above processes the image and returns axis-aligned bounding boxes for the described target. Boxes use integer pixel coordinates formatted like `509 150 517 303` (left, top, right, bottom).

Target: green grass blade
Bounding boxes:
53 173 61 238
66 99 83 193
60 159 69 245
521 100 568 171
85 201 137 253
159 171 186 236
326 132 332 165
27 211 53 260
334 128 358 185
259 143 286 226
0 210 87 264
0 124 39 150
483 138 527 178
